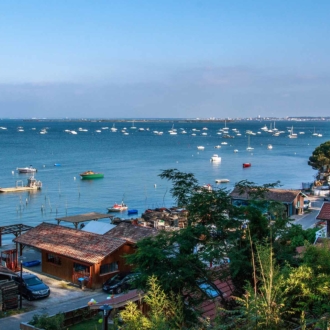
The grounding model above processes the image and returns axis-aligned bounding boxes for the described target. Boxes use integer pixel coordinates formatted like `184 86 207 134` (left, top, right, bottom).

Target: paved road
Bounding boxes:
291 195 324 229
0 290 111 329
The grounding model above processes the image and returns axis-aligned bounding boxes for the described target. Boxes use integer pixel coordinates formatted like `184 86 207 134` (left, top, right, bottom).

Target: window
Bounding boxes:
100 262 118 275
73 263 89 273
47 253 61 266
197 280 222 298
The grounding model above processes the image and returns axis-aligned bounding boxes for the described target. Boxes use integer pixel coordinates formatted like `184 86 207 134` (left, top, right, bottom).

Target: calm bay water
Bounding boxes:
0 119 329 241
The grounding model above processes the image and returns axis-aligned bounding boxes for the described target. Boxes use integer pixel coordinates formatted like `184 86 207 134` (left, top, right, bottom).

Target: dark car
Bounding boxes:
13 272 50 301
102 273 138 294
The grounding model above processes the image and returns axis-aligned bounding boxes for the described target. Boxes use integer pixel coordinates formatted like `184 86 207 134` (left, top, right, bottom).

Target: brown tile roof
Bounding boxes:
230 187 301 203
105 222 158 244
14 223 126 265
316 202 330 221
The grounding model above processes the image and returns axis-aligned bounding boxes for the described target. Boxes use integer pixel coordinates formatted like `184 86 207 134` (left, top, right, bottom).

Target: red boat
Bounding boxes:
243 163 251 168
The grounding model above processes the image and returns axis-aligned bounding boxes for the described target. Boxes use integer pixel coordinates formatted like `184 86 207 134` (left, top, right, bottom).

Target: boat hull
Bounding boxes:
243 163 251 168
0 186 41 193
80 174 104 179
17 168 37 173
107 207 128 212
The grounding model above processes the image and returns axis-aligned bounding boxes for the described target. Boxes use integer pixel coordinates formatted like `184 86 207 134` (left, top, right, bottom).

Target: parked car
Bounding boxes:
12 272 50 301
304 199 311 210
102 272 138 294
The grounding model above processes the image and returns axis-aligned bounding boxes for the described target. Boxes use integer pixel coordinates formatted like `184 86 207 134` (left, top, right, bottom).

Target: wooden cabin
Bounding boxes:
14 222 157 289
230 187 305 217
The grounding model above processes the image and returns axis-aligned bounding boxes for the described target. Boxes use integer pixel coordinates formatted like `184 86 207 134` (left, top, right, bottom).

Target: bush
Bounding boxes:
30 312 64 330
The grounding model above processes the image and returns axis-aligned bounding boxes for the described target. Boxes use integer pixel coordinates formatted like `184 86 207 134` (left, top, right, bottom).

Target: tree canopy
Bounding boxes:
308 140 330 171
125 169 325 329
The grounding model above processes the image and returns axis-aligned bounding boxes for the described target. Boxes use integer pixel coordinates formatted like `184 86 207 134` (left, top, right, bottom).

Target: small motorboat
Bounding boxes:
80 170 104 179
17 166 37 173
214 145 221 149
215 179 230 183
127 209 138 215
107 202 128 212
243 163 251 168
197 146 205 150
210 154 221 162
267 144 273 150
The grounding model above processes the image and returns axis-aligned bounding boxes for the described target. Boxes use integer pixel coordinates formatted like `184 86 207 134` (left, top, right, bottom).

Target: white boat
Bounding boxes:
70 130 78 135
138 128 145 131
201 132 207 136
197 146 205 150
17 166 37 173
221 142 228 145
288 126 297 138
130 120 137 129
210 154 221 162
214 145 221 149
247 135 254 151
215 179 230 183
110 124 117 132
234 149 238 153
95 130 101 133
267 144 273 150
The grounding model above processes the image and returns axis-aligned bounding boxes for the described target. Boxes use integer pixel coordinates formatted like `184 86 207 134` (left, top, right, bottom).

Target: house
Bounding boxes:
14 221 157 289
229 187 305 217
316 202 330 236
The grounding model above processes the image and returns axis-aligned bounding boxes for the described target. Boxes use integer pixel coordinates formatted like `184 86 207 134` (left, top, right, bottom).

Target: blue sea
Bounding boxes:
0 119 328 242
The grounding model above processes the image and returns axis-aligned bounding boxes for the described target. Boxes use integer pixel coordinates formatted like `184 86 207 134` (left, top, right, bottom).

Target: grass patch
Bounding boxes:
67 314 118 330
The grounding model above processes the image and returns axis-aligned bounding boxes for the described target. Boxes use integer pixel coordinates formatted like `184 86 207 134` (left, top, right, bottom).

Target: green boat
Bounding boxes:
80 170 104 179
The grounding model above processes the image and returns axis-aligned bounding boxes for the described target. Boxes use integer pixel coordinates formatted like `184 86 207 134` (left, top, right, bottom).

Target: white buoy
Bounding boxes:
154 184 156 188
11 171 14 175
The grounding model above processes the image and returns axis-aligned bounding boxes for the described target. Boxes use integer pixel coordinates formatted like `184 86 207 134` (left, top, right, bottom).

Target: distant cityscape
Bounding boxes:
12 116 330 123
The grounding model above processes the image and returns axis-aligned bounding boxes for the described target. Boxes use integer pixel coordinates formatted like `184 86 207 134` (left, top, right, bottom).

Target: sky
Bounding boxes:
0 1 330 119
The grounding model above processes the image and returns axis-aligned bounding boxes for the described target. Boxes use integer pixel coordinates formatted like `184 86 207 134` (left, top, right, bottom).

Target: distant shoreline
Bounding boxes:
16 117 330 123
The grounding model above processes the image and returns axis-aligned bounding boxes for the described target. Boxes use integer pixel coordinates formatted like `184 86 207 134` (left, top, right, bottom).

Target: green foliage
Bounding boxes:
159 169 198 207
308 140 330 171
127 170 329 328
29 313 64 330
273 224 317 267
302 241 330 275
119 276 187 330
216 244 288 330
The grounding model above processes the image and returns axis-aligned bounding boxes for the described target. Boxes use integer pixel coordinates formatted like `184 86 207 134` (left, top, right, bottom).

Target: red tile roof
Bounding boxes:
105 222 158 244
316 202 330 221
200 277 235 321
14 222 126 265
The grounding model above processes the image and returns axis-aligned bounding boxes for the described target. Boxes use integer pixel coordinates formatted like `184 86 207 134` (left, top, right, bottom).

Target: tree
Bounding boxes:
308 140 330 172
119 276 188 330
